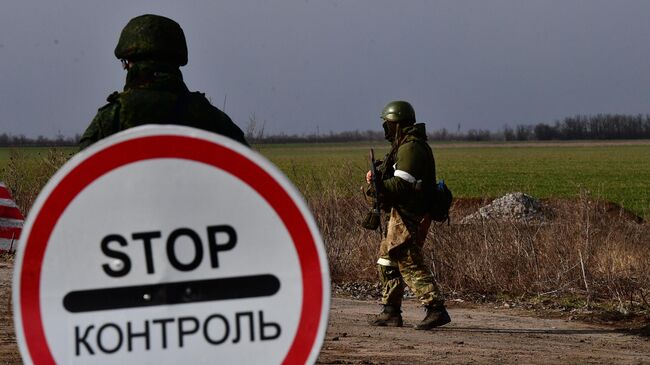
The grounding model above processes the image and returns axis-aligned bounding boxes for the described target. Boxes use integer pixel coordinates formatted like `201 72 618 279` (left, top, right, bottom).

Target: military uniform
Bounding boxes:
79 14 247 149
369 101 450 330
376 123 443 308
79 61 247 148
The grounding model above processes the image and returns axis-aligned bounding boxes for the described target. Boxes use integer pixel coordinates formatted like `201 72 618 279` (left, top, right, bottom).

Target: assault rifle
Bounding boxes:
367 148 383 236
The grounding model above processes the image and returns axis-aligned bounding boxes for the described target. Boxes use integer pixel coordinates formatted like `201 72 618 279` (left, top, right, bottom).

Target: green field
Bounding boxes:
2 141 649 217
257 141 650 218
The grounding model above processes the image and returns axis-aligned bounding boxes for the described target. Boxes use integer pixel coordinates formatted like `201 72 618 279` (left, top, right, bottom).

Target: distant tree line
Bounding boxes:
247 114 650 143
0 133 80 147
500 114 650 141
3 114 650 146
249 130 386 144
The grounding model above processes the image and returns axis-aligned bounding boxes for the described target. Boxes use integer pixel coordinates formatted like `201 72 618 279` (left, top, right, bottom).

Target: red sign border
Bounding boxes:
18 134 325 364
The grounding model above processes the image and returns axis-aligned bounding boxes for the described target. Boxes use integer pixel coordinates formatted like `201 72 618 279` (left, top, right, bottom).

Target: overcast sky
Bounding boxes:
2 0 650 137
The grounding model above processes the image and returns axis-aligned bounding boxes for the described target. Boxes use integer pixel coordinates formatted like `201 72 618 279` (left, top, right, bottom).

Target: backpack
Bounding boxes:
429 180 453 224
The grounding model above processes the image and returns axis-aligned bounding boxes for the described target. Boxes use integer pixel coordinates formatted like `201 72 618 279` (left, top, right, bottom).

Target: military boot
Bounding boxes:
369 305 403 327
414 304 451 330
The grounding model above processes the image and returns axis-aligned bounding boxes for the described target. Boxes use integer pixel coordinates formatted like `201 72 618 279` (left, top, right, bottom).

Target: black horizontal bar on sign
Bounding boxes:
63 274 281 313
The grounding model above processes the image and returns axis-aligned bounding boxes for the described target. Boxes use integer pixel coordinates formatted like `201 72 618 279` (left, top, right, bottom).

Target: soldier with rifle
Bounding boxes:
363 100 450 330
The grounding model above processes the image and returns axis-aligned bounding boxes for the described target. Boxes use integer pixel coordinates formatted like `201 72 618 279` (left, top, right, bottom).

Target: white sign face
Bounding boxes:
13 126 330 365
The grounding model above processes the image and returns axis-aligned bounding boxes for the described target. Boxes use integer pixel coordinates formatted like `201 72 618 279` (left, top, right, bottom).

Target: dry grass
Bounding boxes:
2 149 70 215
3 148 649 315
297 170 650 315
431 199 650 310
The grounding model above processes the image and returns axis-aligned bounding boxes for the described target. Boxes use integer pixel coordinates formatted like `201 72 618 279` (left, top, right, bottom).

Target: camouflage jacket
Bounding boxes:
379 123 436 227
79 61 248 149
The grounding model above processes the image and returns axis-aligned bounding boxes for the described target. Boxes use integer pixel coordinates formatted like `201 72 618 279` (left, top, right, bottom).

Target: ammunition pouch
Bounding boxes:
361 210 381 230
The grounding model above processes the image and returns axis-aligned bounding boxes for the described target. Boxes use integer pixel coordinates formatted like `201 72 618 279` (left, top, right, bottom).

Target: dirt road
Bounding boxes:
1 259 648 364
318 298 650 364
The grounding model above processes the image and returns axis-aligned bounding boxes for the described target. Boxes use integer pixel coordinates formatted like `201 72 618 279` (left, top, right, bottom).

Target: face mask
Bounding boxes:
383 121 395 142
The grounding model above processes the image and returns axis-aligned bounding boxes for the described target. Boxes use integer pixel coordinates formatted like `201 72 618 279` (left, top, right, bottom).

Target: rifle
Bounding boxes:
362 148 383 236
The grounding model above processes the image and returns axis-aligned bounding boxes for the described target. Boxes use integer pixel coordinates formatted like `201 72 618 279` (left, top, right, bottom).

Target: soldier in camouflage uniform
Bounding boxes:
366 100 451 330
79 14 248 149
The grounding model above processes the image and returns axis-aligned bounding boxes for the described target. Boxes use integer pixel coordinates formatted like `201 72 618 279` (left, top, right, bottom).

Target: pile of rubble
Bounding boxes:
460 192 544 224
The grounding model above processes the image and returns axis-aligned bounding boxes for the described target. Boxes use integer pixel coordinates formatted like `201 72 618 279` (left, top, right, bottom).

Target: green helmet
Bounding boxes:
381 100 416 124
114 14 188 66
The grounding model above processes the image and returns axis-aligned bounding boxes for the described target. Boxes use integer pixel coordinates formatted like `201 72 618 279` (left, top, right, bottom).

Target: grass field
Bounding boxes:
257 141 650 308
257 140 650 218
1 140 649 217
1 141 649 311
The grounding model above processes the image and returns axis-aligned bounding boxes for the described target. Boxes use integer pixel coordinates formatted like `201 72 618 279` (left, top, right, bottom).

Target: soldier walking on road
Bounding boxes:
80 14 248 149
365 100 451 330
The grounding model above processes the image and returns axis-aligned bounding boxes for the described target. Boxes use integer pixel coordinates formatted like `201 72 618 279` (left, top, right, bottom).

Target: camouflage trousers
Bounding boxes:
377 209 444 308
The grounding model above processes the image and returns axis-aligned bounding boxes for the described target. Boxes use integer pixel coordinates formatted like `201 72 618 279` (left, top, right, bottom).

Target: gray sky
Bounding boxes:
2 0 650 137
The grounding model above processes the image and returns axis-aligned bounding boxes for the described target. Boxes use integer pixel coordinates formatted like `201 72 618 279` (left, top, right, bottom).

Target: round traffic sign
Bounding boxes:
13 126 330 364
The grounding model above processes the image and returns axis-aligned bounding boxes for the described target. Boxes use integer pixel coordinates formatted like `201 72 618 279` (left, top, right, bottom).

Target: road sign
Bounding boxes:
0 182 24 252
13 126 330 365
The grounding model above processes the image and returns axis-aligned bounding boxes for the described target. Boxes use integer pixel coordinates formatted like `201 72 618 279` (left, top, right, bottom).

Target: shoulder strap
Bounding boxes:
107 92 122 132
93 92 122 136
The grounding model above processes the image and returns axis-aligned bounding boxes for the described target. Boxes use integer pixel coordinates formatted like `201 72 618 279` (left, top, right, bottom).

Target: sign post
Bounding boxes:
13 126 330 364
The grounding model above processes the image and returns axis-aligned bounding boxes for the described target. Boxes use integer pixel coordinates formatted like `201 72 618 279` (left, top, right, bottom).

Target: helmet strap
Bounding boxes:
393 125 403 147
385 123 400 148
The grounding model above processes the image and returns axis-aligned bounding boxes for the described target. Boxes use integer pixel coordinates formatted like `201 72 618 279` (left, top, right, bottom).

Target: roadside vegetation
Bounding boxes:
1 141 649 322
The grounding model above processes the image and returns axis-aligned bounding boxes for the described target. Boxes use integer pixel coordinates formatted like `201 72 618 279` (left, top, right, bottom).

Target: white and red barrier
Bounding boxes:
0 182 23 252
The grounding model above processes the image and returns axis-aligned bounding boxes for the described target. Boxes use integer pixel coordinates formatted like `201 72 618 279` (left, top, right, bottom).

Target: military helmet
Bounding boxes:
381 100 416 124
114 14 188 66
